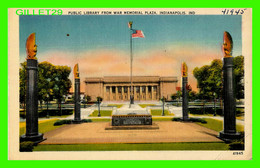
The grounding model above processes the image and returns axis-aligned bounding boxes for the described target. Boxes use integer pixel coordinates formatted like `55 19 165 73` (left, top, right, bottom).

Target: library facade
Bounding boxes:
85 76 178 101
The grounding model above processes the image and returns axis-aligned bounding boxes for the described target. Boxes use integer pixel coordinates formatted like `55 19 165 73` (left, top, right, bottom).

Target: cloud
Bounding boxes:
39 44 223 92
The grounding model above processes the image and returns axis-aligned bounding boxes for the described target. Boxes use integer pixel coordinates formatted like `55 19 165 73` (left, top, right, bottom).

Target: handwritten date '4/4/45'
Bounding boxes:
222 9 246 15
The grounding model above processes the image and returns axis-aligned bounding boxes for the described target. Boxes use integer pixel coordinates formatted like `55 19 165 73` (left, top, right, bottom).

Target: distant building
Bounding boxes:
85 76 178 101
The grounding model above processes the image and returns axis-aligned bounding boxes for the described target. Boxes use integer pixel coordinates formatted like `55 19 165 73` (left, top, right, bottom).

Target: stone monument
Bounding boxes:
112 110 152 126
20 33 45 143
182 62 189 121
72 63 82 123
219 31 241 141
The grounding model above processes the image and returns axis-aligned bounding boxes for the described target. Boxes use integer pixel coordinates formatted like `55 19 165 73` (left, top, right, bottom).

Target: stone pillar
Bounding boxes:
104 86 106 101
219 31 241 141
128 87 130 100
151 86 154 100
20 59 44 142
73 78 81 123
109 86 112 101
134 86 137 100
182 77 189 121
219 57 241 140
140 86 143 101
115 86 118 101
146 86 148 100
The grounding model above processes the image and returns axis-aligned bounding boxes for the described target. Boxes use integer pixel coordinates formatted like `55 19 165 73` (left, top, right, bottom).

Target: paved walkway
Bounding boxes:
20 103 244 126
40 121 222 144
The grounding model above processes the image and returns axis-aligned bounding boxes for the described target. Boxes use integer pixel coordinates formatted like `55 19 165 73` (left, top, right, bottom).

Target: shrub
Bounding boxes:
20 141 34 152
172 117 207 124
38 109 73 117
229 132 244 150
53 119 72 126
189 107 223 115
229 141 244 150
53 119 92 126
82 119 92 123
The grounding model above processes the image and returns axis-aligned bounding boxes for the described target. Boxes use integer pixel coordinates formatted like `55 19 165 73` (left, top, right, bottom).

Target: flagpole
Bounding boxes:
130 22 134 106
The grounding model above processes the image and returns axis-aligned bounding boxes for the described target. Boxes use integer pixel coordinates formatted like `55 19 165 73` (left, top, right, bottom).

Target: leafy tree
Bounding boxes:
193 59 223 100
86 95 91 102
19 62 27 109
19 61 72 115
52 65 72 114
38 62 56 110
233 56 244 100
193 56 244 101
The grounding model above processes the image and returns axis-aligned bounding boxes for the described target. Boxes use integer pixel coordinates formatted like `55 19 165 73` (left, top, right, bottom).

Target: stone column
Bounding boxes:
219 57 241 140
151 86 154 100
134 86 137 100
73 78 81 123
182 77 189 121
104 86 106 101
219 31 241 141
128 87 130 100
20 59 44 142
109 86 112 101
115 86 118 101
140 86 143 100
146 86 148 100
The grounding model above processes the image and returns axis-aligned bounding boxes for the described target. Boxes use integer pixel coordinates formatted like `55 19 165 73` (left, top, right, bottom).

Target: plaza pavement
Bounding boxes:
40 121 222 144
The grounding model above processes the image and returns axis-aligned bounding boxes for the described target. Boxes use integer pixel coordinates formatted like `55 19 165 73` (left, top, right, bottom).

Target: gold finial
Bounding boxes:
26 33 37 59
223 31 233 58
181 62 188 77
73 63 79 79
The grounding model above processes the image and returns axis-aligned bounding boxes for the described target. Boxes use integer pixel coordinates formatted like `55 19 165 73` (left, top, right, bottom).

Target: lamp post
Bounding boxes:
162 97 165 116
46 93 49 118
97 97 101 117
213 92 216 116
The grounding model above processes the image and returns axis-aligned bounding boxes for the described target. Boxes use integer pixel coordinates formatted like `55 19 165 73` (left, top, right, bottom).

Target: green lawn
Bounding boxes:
33 142 229 151
90 118 111 122
139 104 156 108
150 109 174 116
153 117 174 121
195 118 244 132
20 119 64 136
89 110 112 117
107 104 123 108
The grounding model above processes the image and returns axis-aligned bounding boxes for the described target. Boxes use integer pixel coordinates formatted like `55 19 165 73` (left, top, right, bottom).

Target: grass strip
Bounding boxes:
34 142 229 151
89 110 112 117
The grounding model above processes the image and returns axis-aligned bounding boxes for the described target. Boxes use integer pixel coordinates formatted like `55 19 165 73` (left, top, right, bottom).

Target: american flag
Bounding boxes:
132 29 145 38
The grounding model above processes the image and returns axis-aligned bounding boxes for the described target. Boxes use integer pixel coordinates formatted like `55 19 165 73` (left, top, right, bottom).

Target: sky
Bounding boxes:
19 15 242 92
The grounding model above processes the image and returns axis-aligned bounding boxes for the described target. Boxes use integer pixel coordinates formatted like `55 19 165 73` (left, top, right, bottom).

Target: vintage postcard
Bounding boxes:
8 8 252 160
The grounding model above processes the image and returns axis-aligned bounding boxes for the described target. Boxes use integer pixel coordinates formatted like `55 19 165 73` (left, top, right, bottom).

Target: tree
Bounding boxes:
52 65 72 115
19 62 27 109
193 56 244 101
193 59 223 100
233 56 244 100
38 62 56 110
19 61 72 115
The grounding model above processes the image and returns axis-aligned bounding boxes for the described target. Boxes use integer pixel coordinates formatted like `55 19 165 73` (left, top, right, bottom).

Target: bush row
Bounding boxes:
188 107 243 116
172 117 207 123
53 119 92 126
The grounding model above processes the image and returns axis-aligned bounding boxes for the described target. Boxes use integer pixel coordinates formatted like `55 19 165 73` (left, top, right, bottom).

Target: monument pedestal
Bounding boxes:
111 109 152 126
